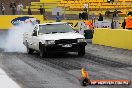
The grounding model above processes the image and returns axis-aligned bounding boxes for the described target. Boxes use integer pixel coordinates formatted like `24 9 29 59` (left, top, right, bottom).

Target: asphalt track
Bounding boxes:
0 31 132 88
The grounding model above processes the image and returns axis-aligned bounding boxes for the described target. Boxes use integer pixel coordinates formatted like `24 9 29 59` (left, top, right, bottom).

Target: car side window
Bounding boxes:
39 25 46 34
34 25 38 30
32 25 38 36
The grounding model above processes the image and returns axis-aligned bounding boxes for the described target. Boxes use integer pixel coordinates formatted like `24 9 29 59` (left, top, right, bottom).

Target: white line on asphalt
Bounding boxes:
0 68 21 88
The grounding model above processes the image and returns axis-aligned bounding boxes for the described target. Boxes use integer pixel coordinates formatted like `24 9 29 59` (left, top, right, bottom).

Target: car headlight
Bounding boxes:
46 40 55 45
77 39 86 43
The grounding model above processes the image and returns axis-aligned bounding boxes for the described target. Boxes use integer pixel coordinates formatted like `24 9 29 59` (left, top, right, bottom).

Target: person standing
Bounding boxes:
98 13 103 21
17 3 23 15
78 21 87 36
105 9 110 18
1 3 5 15
56 12 61 22
10 2 13 9
91 13 96 27
10 2 16 15
84 3 88 12
113 9 118 19
12 5 16 15
13 2 16 8
20 3 23 15
38 6 45 15
28 5 32 15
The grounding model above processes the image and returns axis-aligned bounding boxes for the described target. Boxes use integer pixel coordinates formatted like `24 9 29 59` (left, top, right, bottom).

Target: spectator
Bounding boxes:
98 13 103 21
28 0 31 3
17 3 24 15
111 18 114 29
122 19 126 29
81 12 86 20
1 3 5 15
84 3 88 12
85 12 88 20
38 6 45 15
12 5 16 15
10 2 16 15
84 7 87 12
127 11 132 16
20 4 23 15
17 3 20 14
56 12 61 22
10 2 13 8
28 6 32 15
105 9 110 18
13 2 16 8
113 9 118 17
91 13 96 26
79 11 82 19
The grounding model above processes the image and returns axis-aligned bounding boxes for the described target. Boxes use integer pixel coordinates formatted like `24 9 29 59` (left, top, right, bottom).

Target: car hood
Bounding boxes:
39 32 85 40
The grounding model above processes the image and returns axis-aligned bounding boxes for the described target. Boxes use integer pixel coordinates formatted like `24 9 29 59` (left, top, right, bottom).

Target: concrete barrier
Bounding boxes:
92 28 132 50
0 15 44 30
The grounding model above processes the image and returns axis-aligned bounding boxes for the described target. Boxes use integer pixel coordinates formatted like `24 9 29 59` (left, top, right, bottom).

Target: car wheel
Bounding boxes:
27 46 34 54
39 44 47 58
78 47 85 56
26 42 34 54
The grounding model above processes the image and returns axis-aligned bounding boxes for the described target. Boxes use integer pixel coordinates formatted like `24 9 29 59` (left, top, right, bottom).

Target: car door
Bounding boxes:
31 25 39 50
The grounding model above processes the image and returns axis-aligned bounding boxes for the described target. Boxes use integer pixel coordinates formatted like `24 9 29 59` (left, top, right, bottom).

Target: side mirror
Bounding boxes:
32 30 37 36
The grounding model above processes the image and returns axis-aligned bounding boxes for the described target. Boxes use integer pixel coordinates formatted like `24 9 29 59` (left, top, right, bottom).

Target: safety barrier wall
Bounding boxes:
0 16 91 30
0 15 44 30
92 29 132 50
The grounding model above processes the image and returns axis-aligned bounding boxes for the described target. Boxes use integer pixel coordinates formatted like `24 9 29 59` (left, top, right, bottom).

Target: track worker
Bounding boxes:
78 21 87 36
122 16 132 30
56 12 61 22
84 20 94 30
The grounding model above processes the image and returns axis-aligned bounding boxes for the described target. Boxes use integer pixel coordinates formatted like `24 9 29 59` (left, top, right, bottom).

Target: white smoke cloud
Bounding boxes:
0 31 7 49
2 23 33 53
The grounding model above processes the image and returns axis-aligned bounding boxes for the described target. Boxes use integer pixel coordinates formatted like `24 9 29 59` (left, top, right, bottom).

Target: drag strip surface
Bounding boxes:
0 50 131 88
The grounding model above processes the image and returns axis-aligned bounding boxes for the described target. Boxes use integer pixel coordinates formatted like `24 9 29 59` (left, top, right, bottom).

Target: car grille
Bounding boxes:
55 39 77 44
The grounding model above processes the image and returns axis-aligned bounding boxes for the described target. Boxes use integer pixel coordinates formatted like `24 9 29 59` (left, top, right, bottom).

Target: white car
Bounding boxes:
23 22 87 57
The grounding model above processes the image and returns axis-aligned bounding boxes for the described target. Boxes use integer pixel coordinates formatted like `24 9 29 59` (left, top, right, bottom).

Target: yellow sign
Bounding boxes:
0 15 44 30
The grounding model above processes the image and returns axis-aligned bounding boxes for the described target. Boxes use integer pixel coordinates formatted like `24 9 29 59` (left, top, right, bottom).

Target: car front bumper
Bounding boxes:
45 42 87 52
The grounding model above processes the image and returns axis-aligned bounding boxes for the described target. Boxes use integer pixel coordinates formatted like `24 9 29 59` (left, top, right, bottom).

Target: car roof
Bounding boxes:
38 22 68 26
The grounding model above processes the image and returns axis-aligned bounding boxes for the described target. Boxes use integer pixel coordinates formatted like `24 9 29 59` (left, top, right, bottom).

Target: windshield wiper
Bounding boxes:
45 33 50 34
60 32 65 33
52 32 58 33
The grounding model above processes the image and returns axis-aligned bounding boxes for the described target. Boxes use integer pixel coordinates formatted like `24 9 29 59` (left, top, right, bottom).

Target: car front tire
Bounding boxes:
78 47 85 56
39 43 47 58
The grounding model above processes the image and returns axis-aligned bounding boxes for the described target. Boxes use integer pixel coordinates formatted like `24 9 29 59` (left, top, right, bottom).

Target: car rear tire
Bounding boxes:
39 43 47 58
26 42 34 54
27 46 34 54
78 47 85 56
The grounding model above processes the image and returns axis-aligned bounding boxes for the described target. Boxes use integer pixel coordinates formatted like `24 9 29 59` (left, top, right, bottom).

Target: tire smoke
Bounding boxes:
1 23 33 53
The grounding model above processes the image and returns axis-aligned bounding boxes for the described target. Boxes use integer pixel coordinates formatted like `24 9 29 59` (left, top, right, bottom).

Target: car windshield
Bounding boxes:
39 23 73 34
